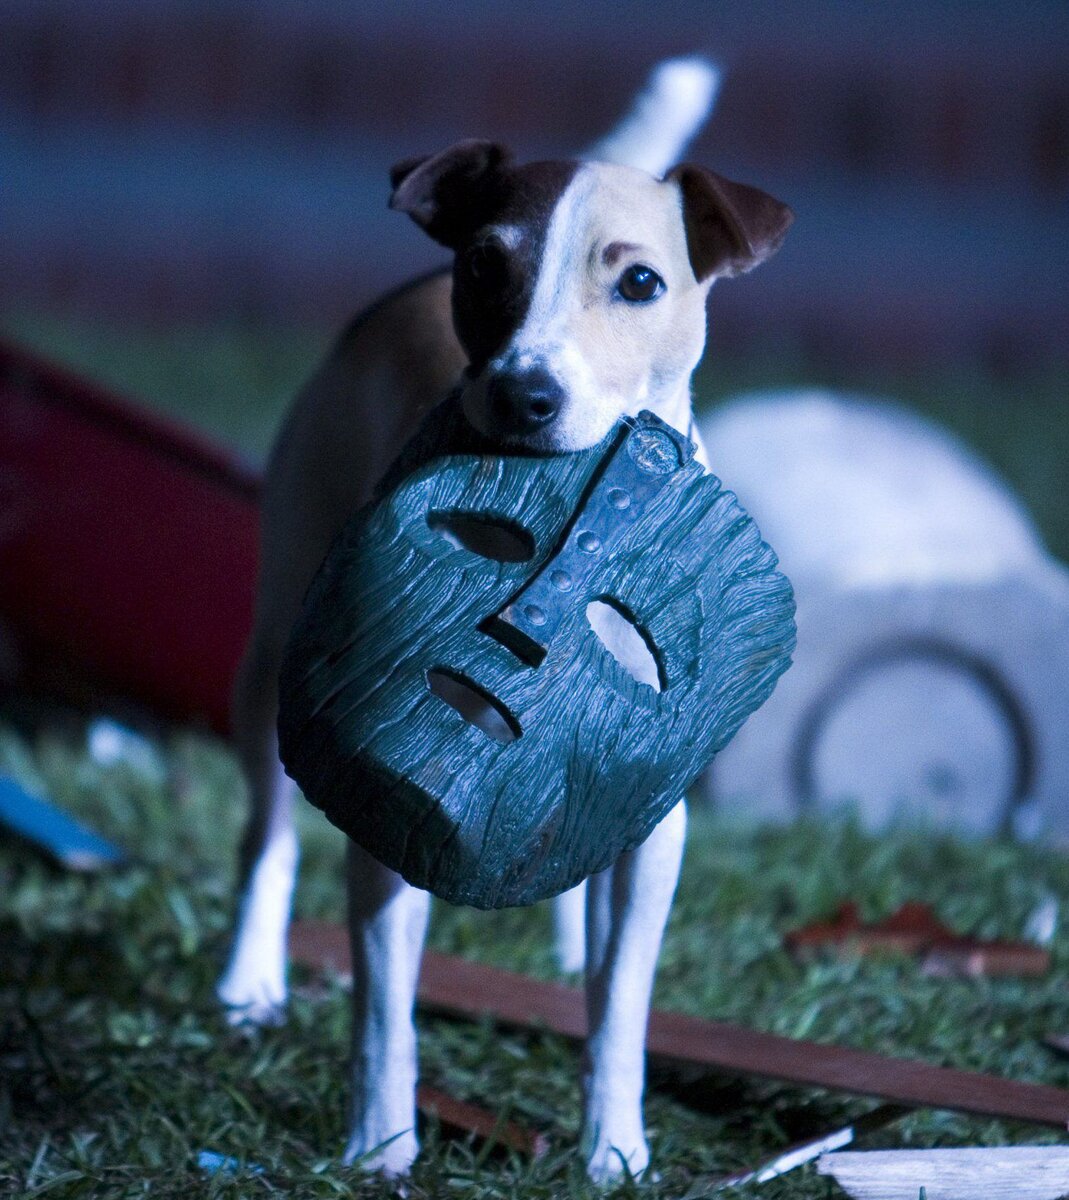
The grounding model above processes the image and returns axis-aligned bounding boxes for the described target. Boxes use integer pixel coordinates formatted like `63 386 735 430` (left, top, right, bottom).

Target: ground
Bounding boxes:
4 720 1069 1199
1 317 1068 1197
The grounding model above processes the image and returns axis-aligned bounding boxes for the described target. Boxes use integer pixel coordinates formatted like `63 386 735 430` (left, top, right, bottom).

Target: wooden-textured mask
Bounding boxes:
278 407 795 908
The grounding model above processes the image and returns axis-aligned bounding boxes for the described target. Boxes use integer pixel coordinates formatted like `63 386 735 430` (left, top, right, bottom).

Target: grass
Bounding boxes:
1 312 1067 1196
1 314 324 462
3 718 1069 1199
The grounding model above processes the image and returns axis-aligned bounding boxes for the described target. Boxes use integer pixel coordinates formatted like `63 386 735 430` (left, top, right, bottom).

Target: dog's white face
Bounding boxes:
457 163 709 451
390 142 792 452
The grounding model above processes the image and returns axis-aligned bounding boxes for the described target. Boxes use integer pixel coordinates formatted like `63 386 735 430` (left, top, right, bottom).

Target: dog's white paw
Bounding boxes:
583 1123 650 1185
342 1127 419 1178
216 969 287 1028
220 997 287 1028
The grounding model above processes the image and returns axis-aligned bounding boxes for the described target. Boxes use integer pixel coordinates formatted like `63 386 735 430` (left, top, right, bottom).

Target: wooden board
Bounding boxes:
785 901 1050 978
289 921 1069 1129
416 1085 548 1159
711 1105 908 1189
817 1147 1069 1200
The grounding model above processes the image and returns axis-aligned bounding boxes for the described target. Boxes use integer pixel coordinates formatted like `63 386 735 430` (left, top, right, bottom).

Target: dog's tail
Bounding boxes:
582 56 721 177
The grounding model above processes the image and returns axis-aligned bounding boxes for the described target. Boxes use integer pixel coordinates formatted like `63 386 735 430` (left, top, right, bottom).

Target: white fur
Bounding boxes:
553 880 588 973
217 816 298 1025
585 56 721 177
583 800 687 1181
343 841 430 1174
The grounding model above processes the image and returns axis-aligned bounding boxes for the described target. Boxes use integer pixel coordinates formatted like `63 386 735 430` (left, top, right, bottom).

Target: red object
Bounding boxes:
783 902 1050 977
0 339 260 735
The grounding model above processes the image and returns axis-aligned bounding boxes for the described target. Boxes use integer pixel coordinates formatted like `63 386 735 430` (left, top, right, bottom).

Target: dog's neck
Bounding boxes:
649 377 697 443
638 374 705 467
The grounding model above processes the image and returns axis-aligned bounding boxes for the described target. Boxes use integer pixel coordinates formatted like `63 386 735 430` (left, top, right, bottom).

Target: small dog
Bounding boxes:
218 58 792 1182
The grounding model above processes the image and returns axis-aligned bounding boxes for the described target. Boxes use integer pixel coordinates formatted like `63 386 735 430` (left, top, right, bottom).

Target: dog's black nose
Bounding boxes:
485 367 563 435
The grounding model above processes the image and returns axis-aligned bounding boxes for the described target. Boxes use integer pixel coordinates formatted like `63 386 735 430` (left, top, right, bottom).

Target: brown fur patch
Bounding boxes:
449 160 580 372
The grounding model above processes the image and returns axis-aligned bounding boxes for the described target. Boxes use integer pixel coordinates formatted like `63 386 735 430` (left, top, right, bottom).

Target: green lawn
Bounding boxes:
3 722 1069 1198
2 314 1068 1197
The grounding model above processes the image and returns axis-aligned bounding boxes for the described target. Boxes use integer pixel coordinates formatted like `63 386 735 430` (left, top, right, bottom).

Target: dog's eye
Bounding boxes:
616 264 664 303
463 243 509 290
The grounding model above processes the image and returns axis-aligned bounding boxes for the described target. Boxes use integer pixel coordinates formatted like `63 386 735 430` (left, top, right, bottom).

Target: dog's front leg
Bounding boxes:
582 800 686 1183
344 839 430 1176
553 880 588 973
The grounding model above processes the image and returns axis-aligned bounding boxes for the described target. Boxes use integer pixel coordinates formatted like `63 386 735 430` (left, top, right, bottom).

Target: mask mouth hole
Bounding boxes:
426 668 521 744
586 598 665 693
427 510 535 562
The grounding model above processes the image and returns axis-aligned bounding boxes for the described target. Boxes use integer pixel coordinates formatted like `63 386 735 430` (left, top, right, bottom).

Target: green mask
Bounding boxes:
279 407 794 908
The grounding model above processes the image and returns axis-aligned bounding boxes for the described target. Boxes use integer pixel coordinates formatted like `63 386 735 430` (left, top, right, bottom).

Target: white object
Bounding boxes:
87 717 166 784
702 391 1069 840
818 1146 1069 1200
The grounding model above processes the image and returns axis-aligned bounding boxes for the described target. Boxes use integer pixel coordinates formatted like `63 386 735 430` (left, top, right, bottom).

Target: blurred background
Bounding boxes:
3 1 1067 545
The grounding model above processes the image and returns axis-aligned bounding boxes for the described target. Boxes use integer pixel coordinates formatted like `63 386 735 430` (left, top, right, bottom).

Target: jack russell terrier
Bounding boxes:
218 57 792 1182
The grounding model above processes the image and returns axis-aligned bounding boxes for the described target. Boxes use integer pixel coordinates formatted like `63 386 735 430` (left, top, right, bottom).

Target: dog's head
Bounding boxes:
390 141 792 451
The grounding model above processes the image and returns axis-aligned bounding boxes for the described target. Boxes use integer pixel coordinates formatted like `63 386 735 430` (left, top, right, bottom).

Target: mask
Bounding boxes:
279 408 794 908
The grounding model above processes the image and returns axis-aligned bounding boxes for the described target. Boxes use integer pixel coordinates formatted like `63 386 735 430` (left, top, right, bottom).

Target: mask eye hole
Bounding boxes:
426 669 521 744
428 511 535 562
586 598 664 692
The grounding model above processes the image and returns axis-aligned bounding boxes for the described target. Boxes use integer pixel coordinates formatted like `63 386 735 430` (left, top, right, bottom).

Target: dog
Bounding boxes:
217 57 792 1182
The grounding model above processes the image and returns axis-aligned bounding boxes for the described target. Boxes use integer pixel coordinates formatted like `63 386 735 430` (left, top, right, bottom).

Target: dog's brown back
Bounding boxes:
255 270 465 649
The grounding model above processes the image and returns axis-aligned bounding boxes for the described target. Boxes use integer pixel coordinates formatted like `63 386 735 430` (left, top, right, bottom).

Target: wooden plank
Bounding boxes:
817 1147 1069 1200
785 901 1050 978
416 1085 549 1159
289 920 1069 1129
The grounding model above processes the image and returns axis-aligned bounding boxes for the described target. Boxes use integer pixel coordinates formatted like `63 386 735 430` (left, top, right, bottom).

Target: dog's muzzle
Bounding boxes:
485 366 564 437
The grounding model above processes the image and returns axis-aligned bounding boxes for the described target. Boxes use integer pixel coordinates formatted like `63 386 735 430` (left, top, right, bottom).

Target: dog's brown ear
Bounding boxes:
389 140 512 248
667 164 793 282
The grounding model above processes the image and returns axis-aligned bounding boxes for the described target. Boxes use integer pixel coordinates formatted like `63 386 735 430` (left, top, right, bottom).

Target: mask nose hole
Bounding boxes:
586 599 664 692
426 669 521 744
